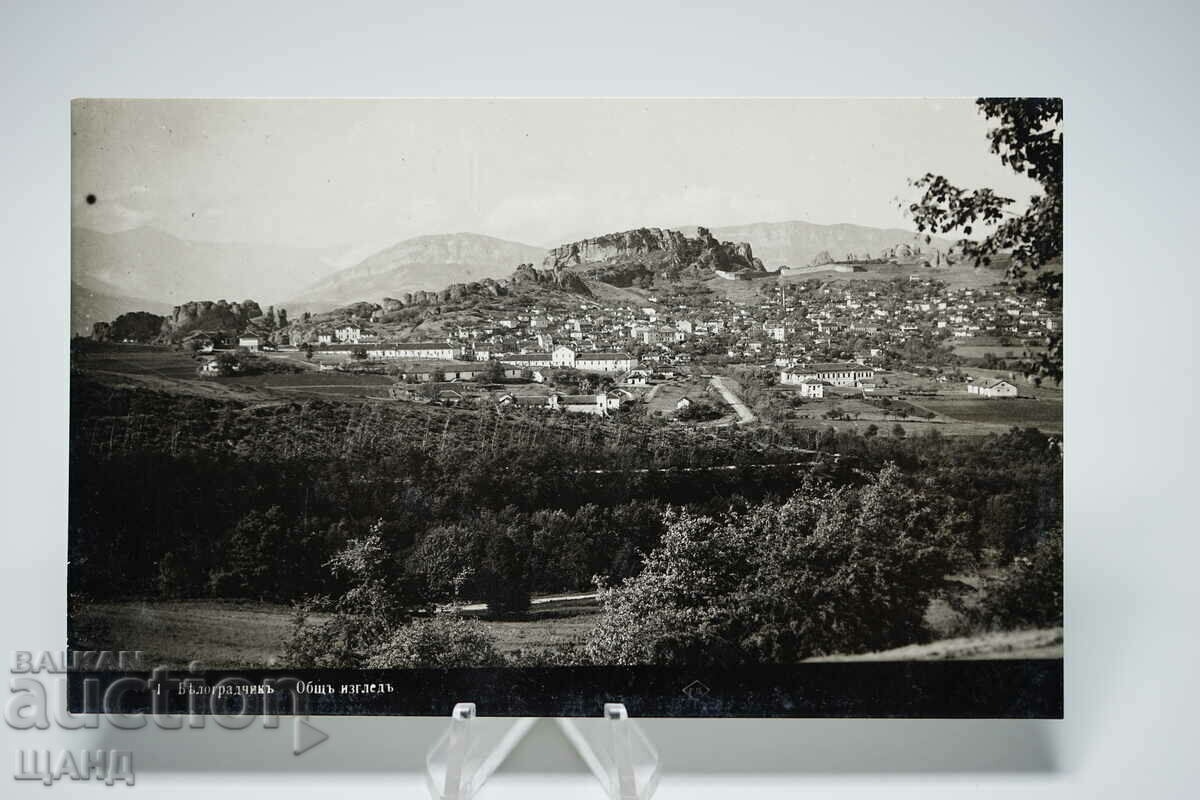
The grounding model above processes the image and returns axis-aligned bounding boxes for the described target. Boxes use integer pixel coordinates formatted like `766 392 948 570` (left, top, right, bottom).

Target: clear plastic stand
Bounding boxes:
557 703 661 800
425 703 537 800
425 702 660 800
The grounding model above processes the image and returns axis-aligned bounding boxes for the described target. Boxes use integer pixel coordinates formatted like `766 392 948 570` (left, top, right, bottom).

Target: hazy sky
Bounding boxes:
71 99 1041 254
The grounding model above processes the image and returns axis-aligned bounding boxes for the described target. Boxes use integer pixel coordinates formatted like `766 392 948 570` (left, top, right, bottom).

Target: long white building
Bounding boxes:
781 363 875 387
502 345 637 373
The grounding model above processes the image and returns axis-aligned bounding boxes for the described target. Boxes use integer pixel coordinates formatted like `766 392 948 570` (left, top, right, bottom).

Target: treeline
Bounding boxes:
69 375 1062 617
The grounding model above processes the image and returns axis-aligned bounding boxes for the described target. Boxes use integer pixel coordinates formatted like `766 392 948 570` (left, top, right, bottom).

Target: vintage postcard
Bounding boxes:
68 98 1062 717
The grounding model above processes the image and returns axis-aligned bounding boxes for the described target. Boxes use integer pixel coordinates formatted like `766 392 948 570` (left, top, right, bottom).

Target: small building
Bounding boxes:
967 379 1018 398
798 379 824 399
238 335 261 351
675 396 693 412
335 325 362 344
625 368 651 386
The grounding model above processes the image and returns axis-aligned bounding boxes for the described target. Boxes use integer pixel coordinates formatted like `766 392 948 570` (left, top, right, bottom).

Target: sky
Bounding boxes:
71 99 1042 254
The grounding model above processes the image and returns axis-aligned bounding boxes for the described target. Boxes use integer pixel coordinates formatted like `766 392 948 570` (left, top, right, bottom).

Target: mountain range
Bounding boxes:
70 220 964 331
71 226 345 308
706 221 954 269
283 233 546 313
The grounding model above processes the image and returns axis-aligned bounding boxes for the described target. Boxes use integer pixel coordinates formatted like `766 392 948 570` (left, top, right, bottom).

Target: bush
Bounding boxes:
585 465 961 665
365 614 502 668
974 528 1063 629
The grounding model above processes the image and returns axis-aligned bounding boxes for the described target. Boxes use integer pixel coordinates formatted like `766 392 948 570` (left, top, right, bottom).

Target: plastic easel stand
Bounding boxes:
425 703 537 800
557 703 661 800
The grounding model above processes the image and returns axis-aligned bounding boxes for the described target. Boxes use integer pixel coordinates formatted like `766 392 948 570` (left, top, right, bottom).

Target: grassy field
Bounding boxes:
911 398 1063 431
73 597 601 668
72 579 1042 667
72 346 208 379
474 599 602 658
952 343 1050 360
73 600 326 668
644 378 714 416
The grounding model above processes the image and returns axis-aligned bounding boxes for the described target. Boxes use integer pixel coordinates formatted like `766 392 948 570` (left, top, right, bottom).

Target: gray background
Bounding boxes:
1 0 1196 796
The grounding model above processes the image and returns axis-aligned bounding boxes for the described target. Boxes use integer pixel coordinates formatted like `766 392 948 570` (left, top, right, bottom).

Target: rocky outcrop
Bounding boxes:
543 226 764 284
159 299 264 340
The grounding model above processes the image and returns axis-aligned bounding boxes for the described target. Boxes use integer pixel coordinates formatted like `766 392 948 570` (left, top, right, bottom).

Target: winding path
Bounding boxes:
708 375 756 425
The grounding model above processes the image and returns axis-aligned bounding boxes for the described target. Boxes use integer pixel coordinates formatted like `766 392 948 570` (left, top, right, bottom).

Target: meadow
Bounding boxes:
74 598 600 668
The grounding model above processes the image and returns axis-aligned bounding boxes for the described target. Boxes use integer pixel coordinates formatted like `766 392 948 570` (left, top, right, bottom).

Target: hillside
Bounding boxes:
285 233 545 313
71 226 341 309
71 277 172 337
707 220 956 269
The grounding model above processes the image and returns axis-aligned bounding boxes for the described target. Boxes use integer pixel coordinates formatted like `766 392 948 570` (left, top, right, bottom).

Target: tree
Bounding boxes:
282 525 426 668
366 614 502 668
351 346 368 360
585 466 960 665
892 423 906 439
908 98 1062 384
480 359 505 383
301 342 314 360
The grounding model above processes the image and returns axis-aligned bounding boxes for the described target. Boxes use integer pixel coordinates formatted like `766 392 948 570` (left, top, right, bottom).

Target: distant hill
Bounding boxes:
285 233 546 313
71 276 172 337
71 226 343 309
705 221 956 269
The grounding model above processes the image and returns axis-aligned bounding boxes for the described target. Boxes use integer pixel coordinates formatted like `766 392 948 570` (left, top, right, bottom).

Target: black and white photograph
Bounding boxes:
67 97 1063 717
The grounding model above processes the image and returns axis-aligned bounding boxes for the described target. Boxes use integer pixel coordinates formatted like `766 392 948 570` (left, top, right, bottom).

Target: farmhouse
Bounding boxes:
967 379 1019 398
780 363 875 387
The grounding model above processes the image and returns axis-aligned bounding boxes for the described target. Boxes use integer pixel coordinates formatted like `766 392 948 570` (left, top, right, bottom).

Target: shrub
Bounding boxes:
365 614 502 668
974 528 1063 629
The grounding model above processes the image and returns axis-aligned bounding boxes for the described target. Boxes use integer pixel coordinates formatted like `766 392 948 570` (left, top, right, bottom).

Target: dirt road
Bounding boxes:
709 375 756 424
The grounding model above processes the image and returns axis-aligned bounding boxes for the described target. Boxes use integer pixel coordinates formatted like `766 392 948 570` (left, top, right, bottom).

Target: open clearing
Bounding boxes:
73 597 600 667
911 398 1063 431
74 588 1057 667
804 626 1063 662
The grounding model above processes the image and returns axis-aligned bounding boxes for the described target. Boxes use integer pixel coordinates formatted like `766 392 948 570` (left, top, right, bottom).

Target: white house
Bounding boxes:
798 379 824 399
335 325 362 344
624 368 651 386
238 335 261 351
967 379 1018 398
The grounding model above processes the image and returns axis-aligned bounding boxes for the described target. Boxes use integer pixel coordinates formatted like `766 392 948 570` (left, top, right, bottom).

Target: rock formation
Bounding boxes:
542 226 764 284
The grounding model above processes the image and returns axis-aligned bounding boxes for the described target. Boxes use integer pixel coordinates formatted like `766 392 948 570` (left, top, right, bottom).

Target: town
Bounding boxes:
166 272 1059 429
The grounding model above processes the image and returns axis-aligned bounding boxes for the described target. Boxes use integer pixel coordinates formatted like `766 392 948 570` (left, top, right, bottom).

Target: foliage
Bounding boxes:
365 614 502 668
585 465 964 665
108 311 166 343
973 528 1063 629
281 525 425 667
908 98 1063 384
